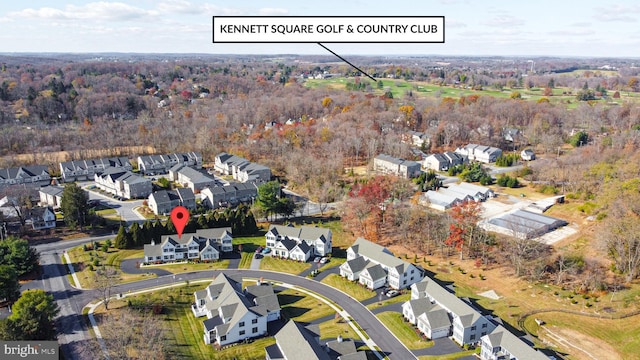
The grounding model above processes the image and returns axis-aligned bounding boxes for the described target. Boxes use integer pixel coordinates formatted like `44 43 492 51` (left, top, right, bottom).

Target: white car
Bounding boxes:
319 257 329 264
385 290 399 298
313 257 321 263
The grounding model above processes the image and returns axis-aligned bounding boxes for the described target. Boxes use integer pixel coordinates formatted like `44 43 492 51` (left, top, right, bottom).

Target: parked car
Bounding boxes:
313 257 321 263
261 247 271 254
319 257 329 264
255 246 264 253
385 290 399 298
254 253 263 259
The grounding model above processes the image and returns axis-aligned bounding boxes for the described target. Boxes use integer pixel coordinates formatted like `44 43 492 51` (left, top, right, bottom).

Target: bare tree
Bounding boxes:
94 266 120 311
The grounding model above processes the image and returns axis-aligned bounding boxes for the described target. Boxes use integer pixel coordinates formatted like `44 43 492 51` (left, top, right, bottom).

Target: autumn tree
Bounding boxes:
599 195 640 282
94 266 120 311
445 201 487 260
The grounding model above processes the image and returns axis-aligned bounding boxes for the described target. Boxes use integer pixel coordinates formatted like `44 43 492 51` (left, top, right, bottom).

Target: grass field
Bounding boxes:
318 318 361 341
278 288 335 323
320 274 376 302
259 256 311 275
376 311 433 350
67 246 154 288
304 76 640 109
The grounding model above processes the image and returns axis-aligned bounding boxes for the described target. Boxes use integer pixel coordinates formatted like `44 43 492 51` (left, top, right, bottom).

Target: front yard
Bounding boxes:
320 274 376 301
376 311 433 350
259 256 311 275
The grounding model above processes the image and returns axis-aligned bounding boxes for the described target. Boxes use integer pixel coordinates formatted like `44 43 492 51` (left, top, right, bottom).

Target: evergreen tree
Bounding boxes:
9 290 59 340
0 265 21 303
60 183 89 229
113 225 130 249
129 222 144 248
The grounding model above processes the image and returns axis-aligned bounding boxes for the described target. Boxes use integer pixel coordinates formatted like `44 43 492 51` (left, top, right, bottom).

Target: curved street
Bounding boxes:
31 237 418 360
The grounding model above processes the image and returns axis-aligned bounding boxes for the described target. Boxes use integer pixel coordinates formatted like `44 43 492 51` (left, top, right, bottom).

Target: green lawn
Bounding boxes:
318 318 361 341
418 350 478 360
278 288 335 323
376 311 433 350
238 252 255 269
367 292 411 311
320 274 376 301
259 256 311 275
144 260 230 273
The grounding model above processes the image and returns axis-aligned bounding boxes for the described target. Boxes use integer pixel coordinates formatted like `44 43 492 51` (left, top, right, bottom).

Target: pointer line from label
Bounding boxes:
317 43 376 82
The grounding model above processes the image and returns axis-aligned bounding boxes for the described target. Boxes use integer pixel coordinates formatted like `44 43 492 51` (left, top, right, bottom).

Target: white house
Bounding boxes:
265 224 332 257
423 152 466 171
137 152 202 175
168 165 218 192
148 188 196 215
409 277 496 345
214 152 271 183
340 238 424 290
455 144 503 163
143 228 232 263
192 274 280 346
28 207 56 230
59 157 131 182
39 185 64 208
0 165 51 190
480 325 549 360
94 167 152 199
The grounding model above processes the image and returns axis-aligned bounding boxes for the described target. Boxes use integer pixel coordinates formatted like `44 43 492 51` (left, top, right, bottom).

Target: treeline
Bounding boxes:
110 205 259 250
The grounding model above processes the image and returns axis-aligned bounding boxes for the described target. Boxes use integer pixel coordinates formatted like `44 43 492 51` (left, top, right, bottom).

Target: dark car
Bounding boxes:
254 253 263 259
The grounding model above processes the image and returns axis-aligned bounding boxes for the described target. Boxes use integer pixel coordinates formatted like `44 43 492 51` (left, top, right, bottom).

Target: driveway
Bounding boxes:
85 186 145 223
120 259 172 276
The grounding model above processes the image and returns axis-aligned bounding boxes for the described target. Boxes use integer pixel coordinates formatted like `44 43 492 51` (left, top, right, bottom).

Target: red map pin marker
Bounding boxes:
170 206 190 239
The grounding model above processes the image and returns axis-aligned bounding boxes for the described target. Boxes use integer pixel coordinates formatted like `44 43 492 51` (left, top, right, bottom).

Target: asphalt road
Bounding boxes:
31 238 417 360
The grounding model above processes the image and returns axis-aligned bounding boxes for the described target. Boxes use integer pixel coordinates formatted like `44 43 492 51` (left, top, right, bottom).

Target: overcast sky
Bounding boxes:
1 0 640 57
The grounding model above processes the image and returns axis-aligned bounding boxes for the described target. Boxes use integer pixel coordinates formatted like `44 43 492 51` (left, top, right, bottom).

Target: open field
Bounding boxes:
304 76 640 108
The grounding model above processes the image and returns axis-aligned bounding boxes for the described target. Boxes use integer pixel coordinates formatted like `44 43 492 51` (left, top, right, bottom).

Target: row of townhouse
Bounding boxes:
404 277 550 359
201 181 257 209
0 165 51 190
59 157 131 182
404 277 496 345
339 237 423 290
373 154 421 179
148 188 196 215
39 185 64 208
168 164 218 192
137 152 202 175
265 320 366 360
192 274 281 346
454 144 503 164
213 152 271 183
265 224 332 260
94 167 152 199
143 228 233 263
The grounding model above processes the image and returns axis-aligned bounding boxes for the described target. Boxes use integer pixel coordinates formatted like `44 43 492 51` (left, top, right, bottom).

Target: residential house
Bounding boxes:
0 165 51 189
214 152 271 183
147 188 196 215
265 224 333 257
201 182 258 209
455 144 503 163
503 128 523 143
521 149 535 161
480 325 549 360
168 165 218 192
39 185 64 208
144 227 232 263
340 238 423 290
59 157 131 182
28 207 56 230
137 152 202 175
423 152 466 171
265 320 366 360
94 167 152 199
402 130 430 149
409 277 496 345
402 299 451 339
192 274 280 346
373 154 421 179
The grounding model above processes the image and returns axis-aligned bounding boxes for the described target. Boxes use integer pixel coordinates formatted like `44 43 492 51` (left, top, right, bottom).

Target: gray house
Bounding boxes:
169 165 218 192
137 152 202 175
148 188 196 215
214 152 271 183
94 167 152 199
59 157 131 182
373 154 421 178
39 185 64 208
201 182 257 209
480 325 549 360
0 165 51 190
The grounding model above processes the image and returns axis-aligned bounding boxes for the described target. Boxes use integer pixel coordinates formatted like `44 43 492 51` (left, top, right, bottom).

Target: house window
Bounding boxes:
481 332 486 336
470 334 475 340
252 319 258 324
411 269 414 274
239 330 245 335
252 327 258 333
220 335 226 341
471 326 476 331
239 321 245 327
482 323 487 328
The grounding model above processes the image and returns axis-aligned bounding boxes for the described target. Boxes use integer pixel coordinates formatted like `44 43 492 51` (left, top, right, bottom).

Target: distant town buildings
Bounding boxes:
0 165 51 190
